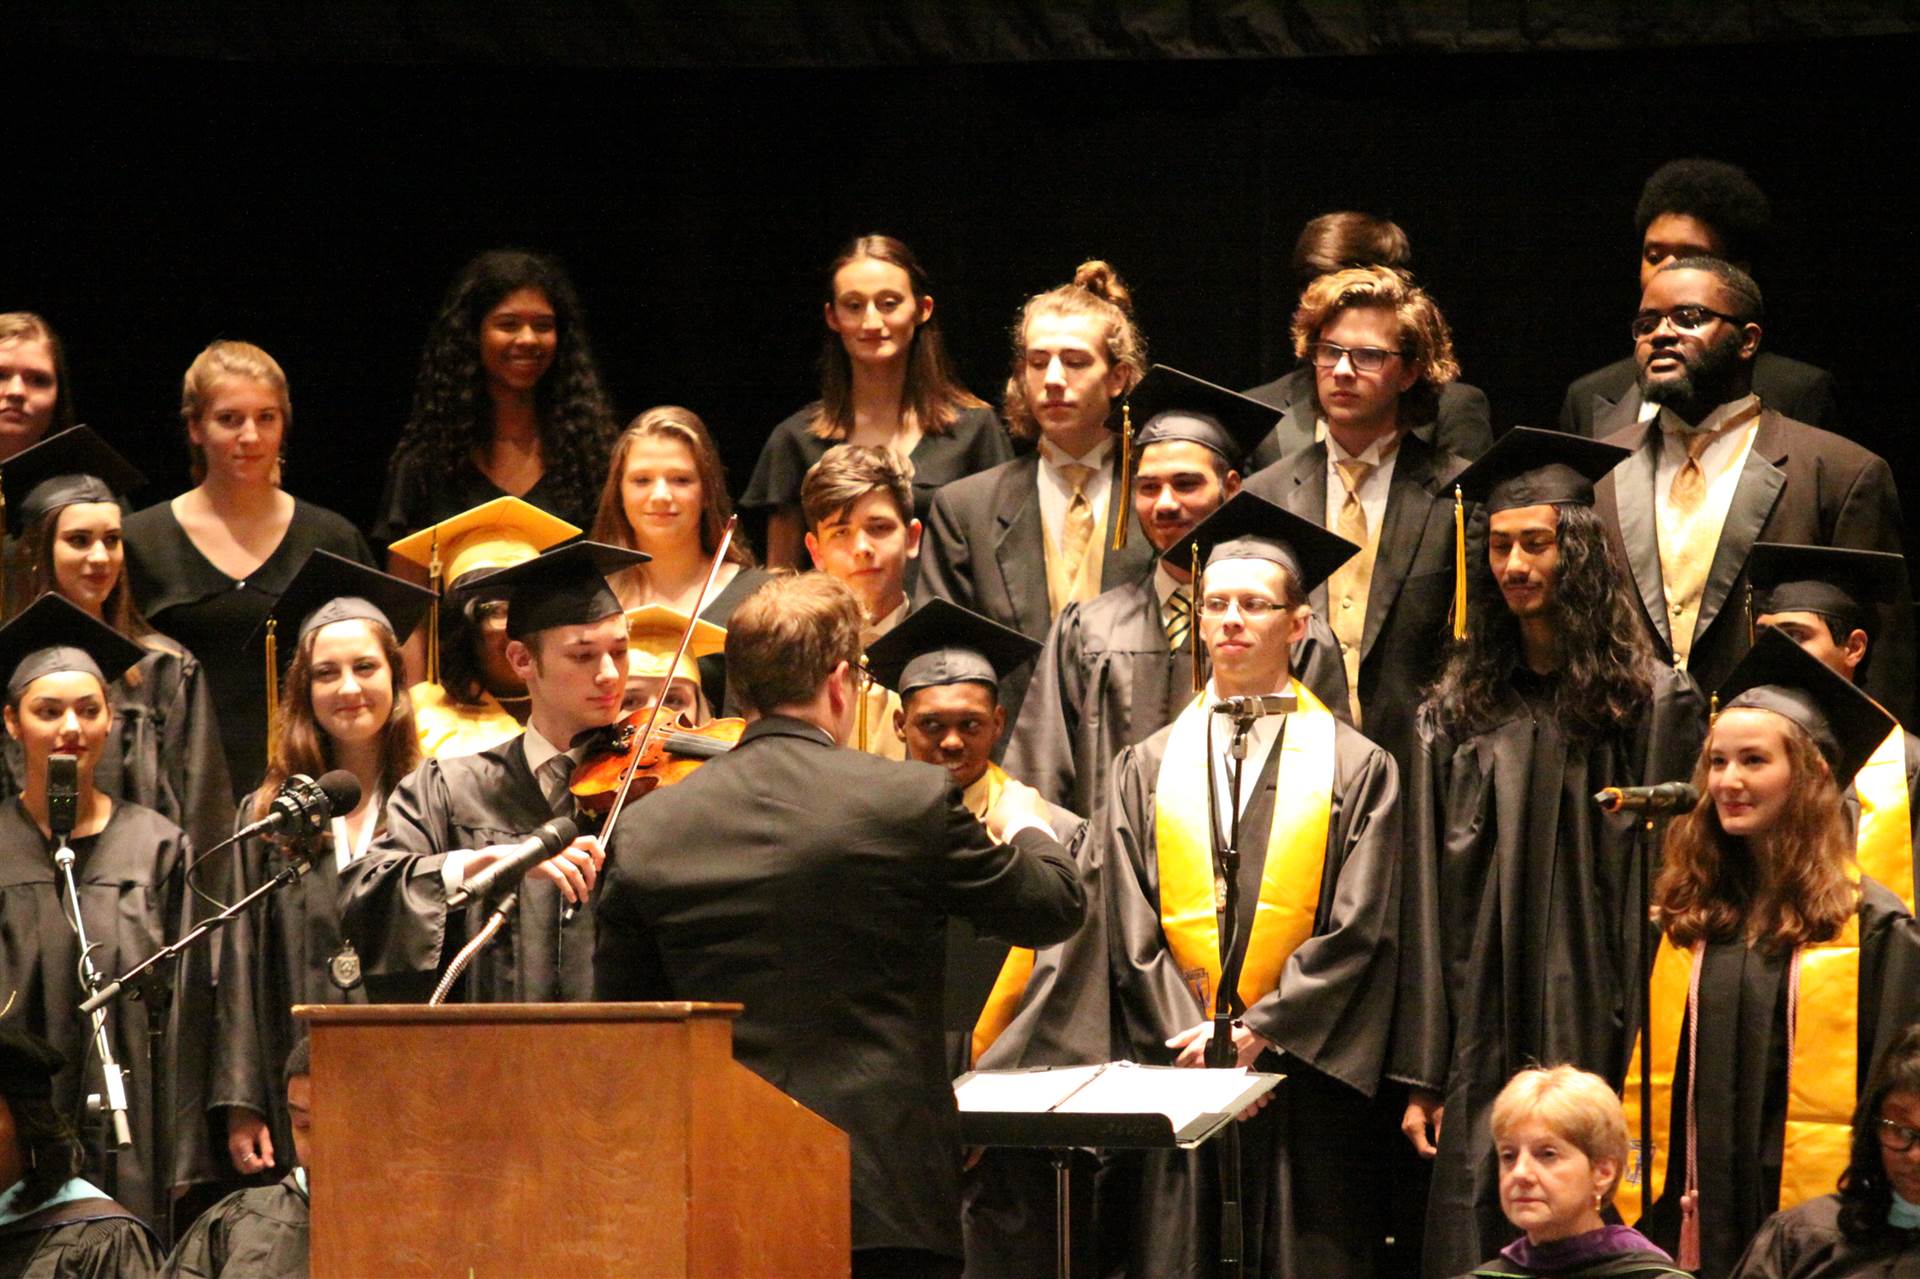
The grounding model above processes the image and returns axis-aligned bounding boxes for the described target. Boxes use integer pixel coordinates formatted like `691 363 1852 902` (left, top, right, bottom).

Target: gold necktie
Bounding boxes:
1327 457 1378 726
1658 429 1725 667
1165 585 1192 653
1047 462 1100 615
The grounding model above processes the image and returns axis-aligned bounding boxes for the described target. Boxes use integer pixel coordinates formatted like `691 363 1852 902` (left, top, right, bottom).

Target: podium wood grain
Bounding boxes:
298 1002 851 1277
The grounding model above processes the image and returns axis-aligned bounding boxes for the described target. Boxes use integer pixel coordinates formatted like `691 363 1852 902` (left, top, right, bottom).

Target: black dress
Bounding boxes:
120 499 373 798
369 446 601 544
740 403 1012 526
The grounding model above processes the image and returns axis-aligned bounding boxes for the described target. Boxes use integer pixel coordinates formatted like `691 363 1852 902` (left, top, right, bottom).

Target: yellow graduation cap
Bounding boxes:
388 497 582 685
625 604 727 689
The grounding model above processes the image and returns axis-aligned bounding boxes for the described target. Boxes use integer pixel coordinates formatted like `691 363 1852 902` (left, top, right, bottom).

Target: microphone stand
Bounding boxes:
53 831 135 1163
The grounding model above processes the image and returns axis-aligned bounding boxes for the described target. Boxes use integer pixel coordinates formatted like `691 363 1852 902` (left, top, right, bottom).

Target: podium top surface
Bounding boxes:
295 1001 745 1026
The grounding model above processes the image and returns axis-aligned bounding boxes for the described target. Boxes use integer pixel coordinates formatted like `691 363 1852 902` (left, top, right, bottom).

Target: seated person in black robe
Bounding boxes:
169 1040 310 1279
0 1026 160 1279
1731 1021 1920 1277
1620 630 1920 1279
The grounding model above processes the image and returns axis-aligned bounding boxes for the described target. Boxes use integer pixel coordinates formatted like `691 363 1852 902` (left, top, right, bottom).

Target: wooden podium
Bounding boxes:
297 1002 850 1278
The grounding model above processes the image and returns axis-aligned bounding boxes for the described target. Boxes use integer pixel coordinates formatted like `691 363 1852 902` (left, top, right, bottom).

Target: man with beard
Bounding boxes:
1393 428 1707 1278
1005 365 1346 818
1593 256 1911 721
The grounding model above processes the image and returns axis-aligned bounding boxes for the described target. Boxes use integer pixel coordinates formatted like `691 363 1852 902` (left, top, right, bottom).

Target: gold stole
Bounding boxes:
1154 679 1335 1013
1621 906 1861 1221
968 764 1038 1065
1855 726 1913 913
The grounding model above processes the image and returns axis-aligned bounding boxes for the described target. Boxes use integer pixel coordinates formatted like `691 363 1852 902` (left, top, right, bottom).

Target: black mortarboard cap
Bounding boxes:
1451 427 1632 513
0 1025 65 1101
1748 542 1905 622
0 426 146 536
256 550 436 656
864 599 1043 698
1164 490 1358 594
1716 625 1894 782
458 540 649 641
0 592 147 698
1125 365 1277 468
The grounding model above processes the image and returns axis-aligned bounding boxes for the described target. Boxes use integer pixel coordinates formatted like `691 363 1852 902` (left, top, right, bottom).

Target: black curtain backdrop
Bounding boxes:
13 32 1918 557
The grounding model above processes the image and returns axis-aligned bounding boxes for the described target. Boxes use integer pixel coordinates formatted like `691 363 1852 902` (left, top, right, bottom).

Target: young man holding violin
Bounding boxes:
339 539 646 1004
593 572 1085 1279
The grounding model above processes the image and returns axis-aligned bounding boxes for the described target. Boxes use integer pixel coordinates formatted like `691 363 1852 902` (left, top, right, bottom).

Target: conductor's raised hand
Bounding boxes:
527 834 606 904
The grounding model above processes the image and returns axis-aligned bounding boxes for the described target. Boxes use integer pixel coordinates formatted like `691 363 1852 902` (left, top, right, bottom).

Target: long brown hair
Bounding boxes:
251 619 421 820
1653 711 1858 953
1003 260 1148 444
4 505 163 687
590 406 756 571
811 234 985 441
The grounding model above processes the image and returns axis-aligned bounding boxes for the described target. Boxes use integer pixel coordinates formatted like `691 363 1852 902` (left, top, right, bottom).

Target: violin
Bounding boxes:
569 711 744 815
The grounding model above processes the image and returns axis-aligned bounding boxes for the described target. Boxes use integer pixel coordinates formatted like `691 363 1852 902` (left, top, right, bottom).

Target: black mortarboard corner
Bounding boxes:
1716 625 1894 783
864 599 1044 698
0 1025 65 1101
1126 365 1277 469
1451 427 1633 514
1165 490 1359 595
456 540 649 641
1748 542 1905 623
0 425 146 537
0 593 147 699
257 550 437 656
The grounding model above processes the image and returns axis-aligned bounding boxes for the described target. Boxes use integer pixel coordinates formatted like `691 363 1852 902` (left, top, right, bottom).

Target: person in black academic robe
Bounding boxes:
162 1170 307 1279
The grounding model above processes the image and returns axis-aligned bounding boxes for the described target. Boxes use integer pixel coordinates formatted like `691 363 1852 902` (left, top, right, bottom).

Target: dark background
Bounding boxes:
13 16 1918 554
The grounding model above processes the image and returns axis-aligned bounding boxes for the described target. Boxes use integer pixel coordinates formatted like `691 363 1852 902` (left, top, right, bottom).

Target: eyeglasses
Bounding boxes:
1879 1118 1920 1152
1200 596 1284 618
1629 305 1747 340
1305 341 1405 373
470 599 510 627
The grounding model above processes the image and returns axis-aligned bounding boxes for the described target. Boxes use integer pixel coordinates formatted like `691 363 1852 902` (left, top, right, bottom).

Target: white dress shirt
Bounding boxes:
1204 680 1286 830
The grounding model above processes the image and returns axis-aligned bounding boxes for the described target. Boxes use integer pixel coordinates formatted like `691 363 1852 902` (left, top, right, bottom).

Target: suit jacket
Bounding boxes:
1242 366 1494 472
1594 406 1914 722
593 716 1086 1260
1558 350 1838 437
1243 431 1469 773
915 449 1155 731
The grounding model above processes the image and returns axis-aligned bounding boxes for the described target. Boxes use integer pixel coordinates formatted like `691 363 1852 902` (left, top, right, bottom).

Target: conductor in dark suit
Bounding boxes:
592 572 1086 1279
1559 157 1837 435
1593 256 1912 722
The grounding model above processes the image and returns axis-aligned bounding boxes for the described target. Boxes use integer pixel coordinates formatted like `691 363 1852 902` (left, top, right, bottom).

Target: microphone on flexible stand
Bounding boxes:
1593 782 1701 814
236 770 363 843
1211 694 1299 721
47 753 79 843
446 817 580 911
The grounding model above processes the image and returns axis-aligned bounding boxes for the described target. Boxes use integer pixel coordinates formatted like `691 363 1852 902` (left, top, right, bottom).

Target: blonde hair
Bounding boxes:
179 340 292 483
591 406 756 568
1290 266 1460 426
1490 1065 1629 1203
1003 260 1147 443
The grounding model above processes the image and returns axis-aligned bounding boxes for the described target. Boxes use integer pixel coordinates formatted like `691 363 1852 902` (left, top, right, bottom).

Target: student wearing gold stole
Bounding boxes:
1749 542 1920 914
1622 628 1920 1278
1102 492 1403 1279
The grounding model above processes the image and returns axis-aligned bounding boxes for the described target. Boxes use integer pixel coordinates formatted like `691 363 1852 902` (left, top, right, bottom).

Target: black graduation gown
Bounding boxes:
1104 713 1403 1278
0 1194 161 1279
338 736 591 1004
211 800 369 1175
1398 664 1707 1279
1640 885 1920 1279
1003 574 1351 819
164 1173 308 1279
1730 1193 1920 1278
0 801 187 1228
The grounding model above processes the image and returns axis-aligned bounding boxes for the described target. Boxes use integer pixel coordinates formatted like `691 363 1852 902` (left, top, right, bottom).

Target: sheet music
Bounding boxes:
955 1061 1260 1133
954 1064 1106 1114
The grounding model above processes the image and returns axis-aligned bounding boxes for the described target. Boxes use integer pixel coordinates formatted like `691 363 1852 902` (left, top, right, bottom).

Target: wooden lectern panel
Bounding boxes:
299 1002 850 1278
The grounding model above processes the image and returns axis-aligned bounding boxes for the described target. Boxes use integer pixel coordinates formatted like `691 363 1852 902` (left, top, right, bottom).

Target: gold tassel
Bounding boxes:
857 654 871 751
1190 539 1205 694
426 530 442 687
264 617 279 743
1744 580 1754 647
1451 484 1467 641
1111 399 1132 551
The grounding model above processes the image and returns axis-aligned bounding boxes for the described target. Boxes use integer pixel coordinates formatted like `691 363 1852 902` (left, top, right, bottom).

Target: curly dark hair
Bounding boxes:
1840 1022 1920 1242
1425 503 1655 739
394 249 618 522
7 1095 85 1209
1635 159 1773 265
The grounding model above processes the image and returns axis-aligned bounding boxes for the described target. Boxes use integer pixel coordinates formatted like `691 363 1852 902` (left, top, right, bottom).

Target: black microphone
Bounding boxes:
233 771 364 843
1211 695 1299 719
446 817 579 911
46 753 79 843
1594 782 1701 814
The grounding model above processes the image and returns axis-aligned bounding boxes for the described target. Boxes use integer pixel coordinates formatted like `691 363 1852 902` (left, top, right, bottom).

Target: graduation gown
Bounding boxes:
1003 574 1350 819
1398 664 1707 1278
338 736 591 1004
0 801 187 1228
164 1172 308 1279
1638 885 1920 1279
1105 705 1402 1278
211 802 370 1175
1730 1194 1920 1278
0 1184 161 1279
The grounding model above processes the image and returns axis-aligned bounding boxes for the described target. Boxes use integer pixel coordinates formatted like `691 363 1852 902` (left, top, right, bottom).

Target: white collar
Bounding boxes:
1153 559 1189 608
1324 424 1403 467
1038 435 1114 471
522 723 573 776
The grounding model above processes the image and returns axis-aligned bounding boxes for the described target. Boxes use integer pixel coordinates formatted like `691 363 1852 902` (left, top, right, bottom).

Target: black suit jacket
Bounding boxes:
1594 406 1914 722
914 448 1154 729
1243 432 1469 772
1558 351 1838 437
593 716 1085 1260
1242 366 1494 472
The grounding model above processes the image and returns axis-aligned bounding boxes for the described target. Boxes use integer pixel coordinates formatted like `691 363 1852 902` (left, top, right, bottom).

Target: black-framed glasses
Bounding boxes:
1878 1117 1920 1152
1630 305 1748 340
1305 341 1406 373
